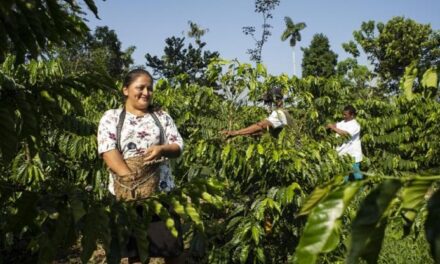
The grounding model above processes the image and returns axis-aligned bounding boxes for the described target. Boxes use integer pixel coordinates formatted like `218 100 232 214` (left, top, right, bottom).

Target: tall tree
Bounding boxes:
243 0 280 64
301 33 338 78
88 26 135 77
145 36 219 86
281 16 306 76
52 26 135 79
353 17 440 91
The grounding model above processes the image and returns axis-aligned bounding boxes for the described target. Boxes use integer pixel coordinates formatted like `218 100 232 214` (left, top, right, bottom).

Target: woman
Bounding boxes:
97 69 184 263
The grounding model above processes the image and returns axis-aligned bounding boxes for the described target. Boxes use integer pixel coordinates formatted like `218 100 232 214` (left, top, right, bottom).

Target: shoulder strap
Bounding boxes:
116 108 126 152
115 109 166 153
150 111 165 145
281 109 294 127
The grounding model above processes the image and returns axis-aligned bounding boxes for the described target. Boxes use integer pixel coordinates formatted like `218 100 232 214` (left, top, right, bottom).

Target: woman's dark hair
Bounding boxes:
122 68 160 112
123 68 153 88
343 105 357 116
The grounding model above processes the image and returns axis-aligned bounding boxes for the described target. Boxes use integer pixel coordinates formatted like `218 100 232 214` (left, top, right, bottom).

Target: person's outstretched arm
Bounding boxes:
221 119 273 138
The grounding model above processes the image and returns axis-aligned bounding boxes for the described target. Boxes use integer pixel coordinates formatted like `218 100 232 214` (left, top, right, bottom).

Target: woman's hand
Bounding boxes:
143 145 164 162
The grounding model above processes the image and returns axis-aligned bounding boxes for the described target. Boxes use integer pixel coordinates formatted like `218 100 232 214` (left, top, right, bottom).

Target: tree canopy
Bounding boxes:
353 17 440 90
301 33 338 78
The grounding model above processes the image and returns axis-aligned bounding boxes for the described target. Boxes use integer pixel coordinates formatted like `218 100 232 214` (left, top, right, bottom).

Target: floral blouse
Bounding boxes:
97 108 184 193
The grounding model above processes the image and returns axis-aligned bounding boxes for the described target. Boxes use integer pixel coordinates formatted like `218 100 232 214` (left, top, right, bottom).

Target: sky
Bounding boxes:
84 0 440 76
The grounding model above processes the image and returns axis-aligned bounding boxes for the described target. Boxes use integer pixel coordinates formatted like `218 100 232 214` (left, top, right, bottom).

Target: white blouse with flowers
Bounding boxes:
97 108 184 194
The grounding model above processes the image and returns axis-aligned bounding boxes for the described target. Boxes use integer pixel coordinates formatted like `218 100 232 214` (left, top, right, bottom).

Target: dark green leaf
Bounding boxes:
425 189 440 263
400 180 432 234
347 180 402 264
296 183 361 264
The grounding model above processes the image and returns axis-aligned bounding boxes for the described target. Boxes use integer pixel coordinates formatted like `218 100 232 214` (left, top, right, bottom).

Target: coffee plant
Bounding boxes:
0 1 439 263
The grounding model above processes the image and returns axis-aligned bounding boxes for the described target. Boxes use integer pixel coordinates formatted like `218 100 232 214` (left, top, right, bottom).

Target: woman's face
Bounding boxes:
123 74 153 111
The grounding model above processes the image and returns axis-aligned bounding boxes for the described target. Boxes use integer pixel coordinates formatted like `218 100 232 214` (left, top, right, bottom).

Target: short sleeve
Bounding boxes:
266 110 287 129
97 110 119 155
336 120 360 137
161 111 184 151
345 124 360 137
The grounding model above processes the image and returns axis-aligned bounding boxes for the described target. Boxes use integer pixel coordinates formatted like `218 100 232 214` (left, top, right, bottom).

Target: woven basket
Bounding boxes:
113 156 165 201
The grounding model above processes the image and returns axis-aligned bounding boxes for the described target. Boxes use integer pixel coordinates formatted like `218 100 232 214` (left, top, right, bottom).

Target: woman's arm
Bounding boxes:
143 143 182 162
102 149 132 176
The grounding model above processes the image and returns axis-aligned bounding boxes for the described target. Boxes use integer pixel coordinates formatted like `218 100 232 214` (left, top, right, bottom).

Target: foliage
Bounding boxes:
89 26 135 77
52 26 135 79
294 64 440 264
0 0 99 64
0 2 222 263
145 36 219 86
187 21 209 45
353 17 440 91
342 41 360 58
301 33 338 78
1 3 440 263
0 55 224 263
242 0 280 63
281 16 307 75
281 17 307 49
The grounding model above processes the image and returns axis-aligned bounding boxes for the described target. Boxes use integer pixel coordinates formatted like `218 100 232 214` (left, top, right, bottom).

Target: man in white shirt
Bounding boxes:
326 105 363 180
221 87 293 138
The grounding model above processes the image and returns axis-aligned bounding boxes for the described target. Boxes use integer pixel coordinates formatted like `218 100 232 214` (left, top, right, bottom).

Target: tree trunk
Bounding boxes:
292 48 296 76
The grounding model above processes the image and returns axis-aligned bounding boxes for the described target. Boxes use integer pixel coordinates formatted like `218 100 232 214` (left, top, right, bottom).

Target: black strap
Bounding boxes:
116 109 165 153
116 109 126 152
150 111 166 145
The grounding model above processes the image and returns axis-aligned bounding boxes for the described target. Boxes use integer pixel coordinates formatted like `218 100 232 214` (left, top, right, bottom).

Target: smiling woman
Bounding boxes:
98 69 184 193
97 68 185 263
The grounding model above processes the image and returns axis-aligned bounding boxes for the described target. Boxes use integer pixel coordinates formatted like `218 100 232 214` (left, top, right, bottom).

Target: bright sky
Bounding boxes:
85 0 440 76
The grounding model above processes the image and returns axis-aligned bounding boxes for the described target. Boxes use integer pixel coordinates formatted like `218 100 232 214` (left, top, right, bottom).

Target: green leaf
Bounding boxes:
84 0 100 18
425 189 440 263
221 143 231 161
256 247 266 263
256 63 267 76
239 244 250 264
295 183 361 264
278 182 301 205
347 180 402 264
70 199 86 223
185 201 203 230
246 144 255 161
298 185 331 216
400 62 417 100
257 144 264 155
321 220 341 253
400 180 432 233
251 225 261 245
421 67 438 89
170 197 185 215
